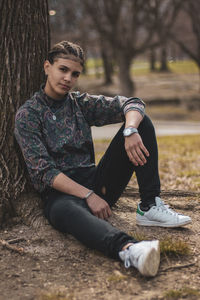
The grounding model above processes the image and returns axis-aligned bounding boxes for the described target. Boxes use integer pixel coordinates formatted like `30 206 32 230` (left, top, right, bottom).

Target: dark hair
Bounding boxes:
47 41 85 66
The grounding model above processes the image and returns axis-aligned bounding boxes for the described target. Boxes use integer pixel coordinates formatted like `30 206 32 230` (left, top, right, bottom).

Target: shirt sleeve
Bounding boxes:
14 107 61 192
72 92 145 127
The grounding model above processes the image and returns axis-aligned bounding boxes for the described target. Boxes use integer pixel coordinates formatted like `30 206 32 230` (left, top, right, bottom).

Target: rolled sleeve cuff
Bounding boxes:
123 103 145 117
42 169 61 189
124 106 145 117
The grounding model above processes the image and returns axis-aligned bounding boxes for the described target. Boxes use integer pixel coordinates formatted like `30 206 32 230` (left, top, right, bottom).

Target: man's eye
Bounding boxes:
73 73 80 78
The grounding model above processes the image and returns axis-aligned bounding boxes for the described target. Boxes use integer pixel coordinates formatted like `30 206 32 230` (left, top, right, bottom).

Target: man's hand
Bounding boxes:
125 133 149 166
86 193 112 220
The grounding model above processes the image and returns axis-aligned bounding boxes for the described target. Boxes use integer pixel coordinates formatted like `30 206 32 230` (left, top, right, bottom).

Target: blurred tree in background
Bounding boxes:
83 0 184 95
49 0 199 95
83 0 156 96
0 0 50 226
171 0 200 76
148 0 182 72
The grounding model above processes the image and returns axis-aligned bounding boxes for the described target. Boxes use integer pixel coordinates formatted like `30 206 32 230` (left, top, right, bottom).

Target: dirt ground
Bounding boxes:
0 191 200 300
0 73 200 300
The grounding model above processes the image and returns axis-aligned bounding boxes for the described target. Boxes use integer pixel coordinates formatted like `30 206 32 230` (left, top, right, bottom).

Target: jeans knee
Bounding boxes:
139 114 156 135
47 199 73 229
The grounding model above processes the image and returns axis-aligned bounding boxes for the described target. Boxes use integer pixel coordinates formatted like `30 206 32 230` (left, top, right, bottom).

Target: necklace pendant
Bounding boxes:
52 114 56 121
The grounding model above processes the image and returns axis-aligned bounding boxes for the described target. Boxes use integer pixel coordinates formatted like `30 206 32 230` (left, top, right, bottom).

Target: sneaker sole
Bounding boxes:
139 241 160 277
136 218 191 228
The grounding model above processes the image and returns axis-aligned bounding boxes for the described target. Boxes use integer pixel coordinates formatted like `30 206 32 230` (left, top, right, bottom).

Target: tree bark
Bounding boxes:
101 48 113 85
159 46 170 72
117 54 134 96
150 48 157 72
0 0 50 226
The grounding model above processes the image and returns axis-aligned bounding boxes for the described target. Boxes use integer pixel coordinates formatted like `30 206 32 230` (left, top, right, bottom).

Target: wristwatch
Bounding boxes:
123 127 138 137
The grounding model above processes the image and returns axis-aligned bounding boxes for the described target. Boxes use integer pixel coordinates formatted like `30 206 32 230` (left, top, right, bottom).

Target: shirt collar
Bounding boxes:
39 84 68 108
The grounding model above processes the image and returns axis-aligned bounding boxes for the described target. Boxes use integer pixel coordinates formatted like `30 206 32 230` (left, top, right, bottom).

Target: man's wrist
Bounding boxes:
83 190 94 201
123 127 138 137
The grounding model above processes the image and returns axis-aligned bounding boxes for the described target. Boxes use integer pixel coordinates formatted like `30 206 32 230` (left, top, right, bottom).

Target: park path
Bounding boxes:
92 120 200 140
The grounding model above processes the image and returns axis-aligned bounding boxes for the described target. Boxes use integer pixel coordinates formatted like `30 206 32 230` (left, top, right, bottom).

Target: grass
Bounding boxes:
94 134 200 193
107 270 127 282
157 135 200 192
37 290 74 300
38 294 73 300
86 57 103 70
169 60 199 74
131 59 198 75
164 287 200 299
160 238 190 256
85 58 199 77
36 285 75 300
128 231 191 256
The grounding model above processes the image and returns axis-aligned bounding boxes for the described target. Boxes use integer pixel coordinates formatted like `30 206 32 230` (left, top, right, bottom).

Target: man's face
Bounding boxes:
44 58 83 100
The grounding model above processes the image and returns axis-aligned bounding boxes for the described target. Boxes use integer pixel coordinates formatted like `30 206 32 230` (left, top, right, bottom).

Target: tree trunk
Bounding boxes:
101 48 113 85
198 65 200 92
150 48 157 72
117 54 134 96
0 0 50 226
94 57 101 79
159 46 170 72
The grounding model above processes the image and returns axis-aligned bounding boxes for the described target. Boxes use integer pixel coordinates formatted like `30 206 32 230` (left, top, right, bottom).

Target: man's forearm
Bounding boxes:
52 172 112 219
52 172 90 198
125 110 143 128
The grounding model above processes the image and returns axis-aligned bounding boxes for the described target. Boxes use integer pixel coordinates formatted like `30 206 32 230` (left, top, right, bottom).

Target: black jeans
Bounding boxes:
43 115 160 259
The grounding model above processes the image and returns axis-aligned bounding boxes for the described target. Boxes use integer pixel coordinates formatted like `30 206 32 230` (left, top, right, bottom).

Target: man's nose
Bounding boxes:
64 73 72 82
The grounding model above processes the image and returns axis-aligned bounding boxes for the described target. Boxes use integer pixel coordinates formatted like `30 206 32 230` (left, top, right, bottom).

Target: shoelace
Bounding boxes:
123 249 132 268
157 200 179 216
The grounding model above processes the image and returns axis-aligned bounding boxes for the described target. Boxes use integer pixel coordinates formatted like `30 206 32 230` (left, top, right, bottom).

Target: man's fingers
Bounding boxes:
102 205 112 220
99 211 105 219
127 143 150 166
125 134 150 165
95 203 112 220
106 206 112 218
128 147 147 166
103 209 109 220
133 149 145 165
135 147 147 164
127 150 138 166
98 209 110 220
140 144 149 157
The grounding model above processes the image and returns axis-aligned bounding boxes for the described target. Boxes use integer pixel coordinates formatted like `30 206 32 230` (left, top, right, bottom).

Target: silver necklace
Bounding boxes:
52 114 57 121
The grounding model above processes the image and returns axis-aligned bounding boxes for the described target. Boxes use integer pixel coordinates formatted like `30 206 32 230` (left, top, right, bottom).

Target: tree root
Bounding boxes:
160 260 196 273
123 187 199 198
0 238 25 254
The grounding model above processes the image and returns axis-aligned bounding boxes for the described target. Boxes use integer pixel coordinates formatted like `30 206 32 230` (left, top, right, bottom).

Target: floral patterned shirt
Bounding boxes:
14 86 145 192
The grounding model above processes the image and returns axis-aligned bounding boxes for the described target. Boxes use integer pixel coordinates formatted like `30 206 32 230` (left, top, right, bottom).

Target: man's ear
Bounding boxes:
44 60 51 75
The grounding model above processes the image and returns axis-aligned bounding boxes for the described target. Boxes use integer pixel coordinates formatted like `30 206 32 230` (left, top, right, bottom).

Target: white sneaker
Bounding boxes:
136 197 191 228
119 240 160 277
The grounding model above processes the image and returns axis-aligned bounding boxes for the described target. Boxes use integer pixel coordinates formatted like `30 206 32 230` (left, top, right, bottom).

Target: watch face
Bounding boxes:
126 128 131 135
123 127 138 136
123 128 132 136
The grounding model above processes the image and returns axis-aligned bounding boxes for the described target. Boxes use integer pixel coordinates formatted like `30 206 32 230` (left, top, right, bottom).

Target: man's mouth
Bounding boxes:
60 84 70 90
